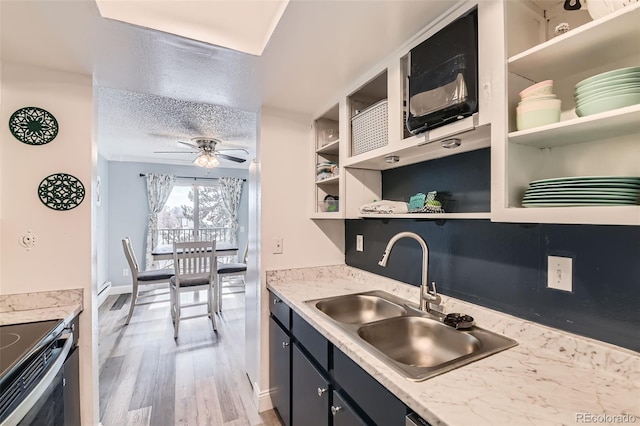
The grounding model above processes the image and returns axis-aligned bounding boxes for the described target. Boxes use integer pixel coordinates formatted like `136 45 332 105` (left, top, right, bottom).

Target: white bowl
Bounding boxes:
516 98 561 131
519 80 554 99
517 109 561 131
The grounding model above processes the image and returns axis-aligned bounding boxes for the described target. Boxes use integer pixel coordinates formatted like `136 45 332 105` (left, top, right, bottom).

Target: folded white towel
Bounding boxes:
359 200 409 214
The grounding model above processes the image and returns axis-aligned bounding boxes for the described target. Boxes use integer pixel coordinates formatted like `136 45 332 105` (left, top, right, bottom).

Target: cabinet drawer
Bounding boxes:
292 311 329 371
333 348 407 426
269 291 291 329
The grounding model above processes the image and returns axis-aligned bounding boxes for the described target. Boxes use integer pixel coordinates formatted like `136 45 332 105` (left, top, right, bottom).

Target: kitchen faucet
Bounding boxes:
378 231 441 313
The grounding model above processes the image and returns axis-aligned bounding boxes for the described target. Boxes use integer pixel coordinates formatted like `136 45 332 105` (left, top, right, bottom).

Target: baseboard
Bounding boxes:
108 282 167 296
97 282 112 307
109 284 132 295
255 384 274 412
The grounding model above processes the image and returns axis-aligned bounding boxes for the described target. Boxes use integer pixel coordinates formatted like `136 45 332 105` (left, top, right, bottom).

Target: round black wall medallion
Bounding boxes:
38 173 85 211
9 107 59 145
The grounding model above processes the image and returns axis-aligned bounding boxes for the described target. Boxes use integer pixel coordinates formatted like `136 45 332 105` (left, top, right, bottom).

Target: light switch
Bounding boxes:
547 255 572 292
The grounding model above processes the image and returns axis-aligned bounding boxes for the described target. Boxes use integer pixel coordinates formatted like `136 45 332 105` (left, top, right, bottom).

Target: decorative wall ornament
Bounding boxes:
9 107 59 145
37 173 85 211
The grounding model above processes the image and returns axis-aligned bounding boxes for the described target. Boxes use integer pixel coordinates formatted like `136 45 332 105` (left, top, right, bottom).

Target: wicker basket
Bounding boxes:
351 99 388 156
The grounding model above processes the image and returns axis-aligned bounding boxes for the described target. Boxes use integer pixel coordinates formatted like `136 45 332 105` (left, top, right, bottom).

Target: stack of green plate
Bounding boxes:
522 176 640 207
575 67 640 117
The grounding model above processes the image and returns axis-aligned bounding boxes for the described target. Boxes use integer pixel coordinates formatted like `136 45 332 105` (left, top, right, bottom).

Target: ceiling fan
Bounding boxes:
154 137 249 168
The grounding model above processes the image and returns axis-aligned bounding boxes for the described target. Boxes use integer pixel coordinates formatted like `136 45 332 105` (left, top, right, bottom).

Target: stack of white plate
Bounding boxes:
575 67 640 117
522 176 640 207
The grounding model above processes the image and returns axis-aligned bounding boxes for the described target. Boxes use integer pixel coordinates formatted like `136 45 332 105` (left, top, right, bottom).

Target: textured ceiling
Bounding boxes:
98 88 256 167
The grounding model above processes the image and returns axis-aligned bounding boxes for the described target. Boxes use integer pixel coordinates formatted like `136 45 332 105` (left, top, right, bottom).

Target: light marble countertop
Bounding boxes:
0 288 83 326
266 265 639 426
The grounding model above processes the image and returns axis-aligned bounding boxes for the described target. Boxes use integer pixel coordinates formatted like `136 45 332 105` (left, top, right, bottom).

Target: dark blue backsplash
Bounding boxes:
344 149 640 351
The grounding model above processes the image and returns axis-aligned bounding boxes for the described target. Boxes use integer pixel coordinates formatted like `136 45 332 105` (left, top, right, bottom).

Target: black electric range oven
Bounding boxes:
0 319 80 426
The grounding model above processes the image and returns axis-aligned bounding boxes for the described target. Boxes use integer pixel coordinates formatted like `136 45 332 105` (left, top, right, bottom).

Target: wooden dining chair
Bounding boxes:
121 237 174 325
170 240 217 339
216 246 247 312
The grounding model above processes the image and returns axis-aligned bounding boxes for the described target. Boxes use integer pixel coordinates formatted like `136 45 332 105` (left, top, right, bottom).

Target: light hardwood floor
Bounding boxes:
98 287 281 426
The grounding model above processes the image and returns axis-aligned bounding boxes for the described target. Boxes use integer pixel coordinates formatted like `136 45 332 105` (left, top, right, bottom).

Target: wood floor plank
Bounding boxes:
129 340 161 411
110 294 129 311
175 396 199 426
125 406 152 426
150 351 176 426
100 344 145 425
98 355 125 419
195 377 225 425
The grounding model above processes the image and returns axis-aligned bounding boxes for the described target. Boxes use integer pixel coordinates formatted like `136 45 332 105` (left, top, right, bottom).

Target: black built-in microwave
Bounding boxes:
406 8 478 135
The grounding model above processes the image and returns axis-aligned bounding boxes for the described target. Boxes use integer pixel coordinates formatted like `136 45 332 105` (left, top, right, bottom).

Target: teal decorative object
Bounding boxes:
38 173 85 211
408 193 427 211
9 107 59 145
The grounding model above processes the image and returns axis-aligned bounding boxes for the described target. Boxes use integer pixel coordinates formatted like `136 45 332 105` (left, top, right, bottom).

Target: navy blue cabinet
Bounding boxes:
332 390 368 426
268 291 410 425
269 316 291 426
292 344 331 425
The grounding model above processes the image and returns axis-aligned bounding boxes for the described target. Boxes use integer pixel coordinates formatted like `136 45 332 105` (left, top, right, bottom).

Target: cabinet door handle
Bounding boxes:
273 298 282 305
331 405 342 416
282 341 289 349
317 387 327 397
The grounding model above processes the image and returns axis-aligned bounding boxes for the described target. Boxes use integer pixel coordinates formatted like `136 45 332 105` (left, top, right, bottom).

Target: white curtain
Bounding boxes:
145 173 175 269
219 178 243 246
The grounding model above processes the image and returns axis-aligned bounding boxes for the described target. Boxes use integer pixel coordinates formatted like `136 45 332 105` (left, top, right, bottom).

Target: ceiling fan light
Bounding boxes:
193 153 219 168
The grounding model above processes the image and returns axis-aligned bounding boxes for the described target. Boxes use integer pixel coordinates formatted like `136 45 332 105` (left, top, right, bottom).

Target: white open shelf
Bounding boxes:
359 212 491 220
316 139 340 155
508 104 640 148
507 4 640 82
344 121 491 170
310 212 342 220
499 205 640 226
315 175 339 185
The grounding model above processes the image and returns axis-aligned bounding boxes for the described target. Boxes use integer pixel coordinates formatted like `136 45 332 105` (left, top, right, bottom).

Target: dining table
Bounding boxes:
151 241 238 261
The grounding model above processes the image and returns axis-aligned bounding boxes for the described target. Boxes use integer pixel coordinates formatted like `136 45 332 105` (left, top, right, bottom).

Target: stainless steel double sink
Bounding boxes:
306 290 517 381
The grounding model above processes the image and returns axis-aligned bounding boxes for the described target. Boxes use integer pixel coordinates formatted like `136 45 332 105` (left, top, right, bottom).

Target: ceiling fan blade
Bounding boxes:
218 148 249 154
216 153 247 163
178 140 199 149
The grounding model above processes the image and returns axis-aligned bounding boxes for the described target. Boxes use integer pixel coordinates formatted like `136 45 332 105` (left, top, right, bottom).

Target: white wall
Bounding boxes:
0 62 97 424
254 106 344 407
260 107 345 271
0 59 3 292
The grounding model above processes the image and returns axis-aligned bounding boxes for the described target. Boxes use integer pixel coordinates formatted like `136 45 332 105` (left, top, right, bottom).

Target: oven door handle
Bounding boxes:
1 333 74 426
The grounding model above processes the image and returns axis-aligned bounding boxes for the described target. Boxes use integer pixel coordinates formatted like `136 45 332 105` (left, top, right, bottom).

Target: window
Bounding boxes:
157 181 233 245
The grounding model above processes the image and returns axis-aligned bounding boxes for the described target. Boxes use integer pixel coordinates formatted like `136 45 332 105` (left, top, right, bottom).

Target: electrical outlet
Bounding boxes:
356 235 364 252
273 236 283 254
547 255 572 292
123 268 130 277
